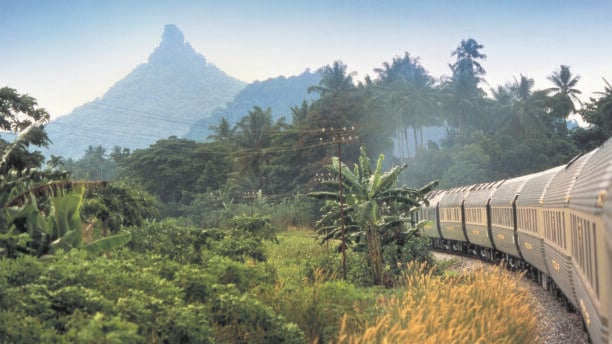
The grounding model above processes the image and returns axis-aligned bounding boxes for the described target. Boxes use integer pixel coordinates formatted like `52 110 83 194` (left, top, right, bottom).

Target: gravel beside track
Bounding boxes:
432 252 589 344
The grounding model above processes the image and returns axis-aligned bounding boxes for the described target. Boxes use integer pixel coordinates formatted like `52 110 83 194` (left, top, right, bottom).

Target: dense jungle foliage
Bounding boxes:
2 37 611 342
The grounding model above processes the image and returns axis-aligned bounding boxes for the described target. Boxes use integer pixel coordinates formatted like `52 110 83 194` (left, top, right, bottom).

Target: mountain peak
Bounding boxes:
161 24 184 48
149 24 202 65
45 24 246 159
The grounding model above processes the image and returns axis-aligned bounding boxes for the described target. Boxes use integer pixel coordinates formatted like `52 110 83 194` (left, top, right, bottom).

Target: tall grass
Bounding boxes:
262 230 382 343
337 263 539 344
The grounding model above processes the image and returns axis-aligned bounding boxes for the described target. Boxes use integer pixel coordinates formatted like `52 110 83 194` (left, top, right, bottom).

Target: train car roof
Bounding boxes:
542 148 599 208
570 138 612 214
464 180 505 206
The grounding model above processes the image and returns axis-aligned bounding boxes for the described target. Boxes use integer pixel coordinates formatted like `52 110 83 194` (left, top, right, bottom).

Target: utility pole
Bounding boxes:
320 126 357 280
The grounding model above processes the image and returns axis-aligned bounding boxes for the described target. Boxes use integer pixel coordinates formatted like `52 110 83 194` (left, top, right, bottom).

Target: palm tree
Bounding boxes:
308 60 356 97
232 106 275 192
46 155 64 170
547 65 582 109
580 78 612 137
290 100 309 126
450 38 487 77
504 75 549 139
444 38 488 134
207 116 234 142
374 53 441 159
308 145 437 285
547 65 582 133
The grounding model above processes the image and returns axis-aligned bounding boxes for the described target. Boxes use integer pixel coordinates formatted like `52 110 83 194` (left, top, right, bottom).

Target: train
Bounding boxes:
418 137 612 344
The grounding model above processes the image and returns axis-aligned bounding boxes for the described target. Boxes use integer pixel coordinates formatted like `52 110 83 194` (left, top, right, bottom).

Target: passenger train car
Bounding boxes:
419 138 612 344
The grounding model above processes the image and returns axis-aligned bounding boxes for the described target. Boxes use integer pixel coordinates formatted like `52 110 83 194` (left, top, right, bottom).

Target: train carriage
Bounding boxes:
438 185 471 244
419 189 446 240
489 175 531 260
463 181 501 254
422 137 612 344
604 181 612 344
568 140 611 344
514 166 564 276
541 149 599 309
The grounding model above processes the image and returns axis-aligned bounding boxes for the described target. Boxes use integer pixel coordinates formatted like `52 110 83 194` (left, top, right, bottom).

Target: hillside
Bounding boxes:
185 69 321 140
44 24 245 159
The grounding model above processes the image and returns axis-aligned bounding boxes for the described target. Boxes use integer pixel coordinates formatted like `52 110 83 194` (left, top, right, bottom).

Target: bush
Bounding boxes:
269 270 375 344
65 311 142 344
382 235 434 279
212 290 304 344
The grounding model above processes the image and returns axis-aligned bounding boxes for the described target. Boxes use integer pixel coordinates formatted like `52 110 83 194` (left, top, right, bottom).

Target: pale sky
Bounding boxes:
1 0 611 119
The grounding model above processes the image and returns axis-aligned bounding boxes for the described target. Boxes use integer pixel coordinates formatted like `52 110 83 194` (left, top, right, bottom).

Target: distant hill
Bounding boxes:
185 69 321 140
45 24 245 159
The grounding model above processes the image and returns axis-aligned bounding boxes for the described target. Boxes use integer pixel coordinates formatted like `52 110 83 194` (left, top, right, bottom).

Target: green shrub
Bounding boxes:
382 235 434 278
202 255 277 293
271 274 374 344
50 285 114 316
0 255 42 286
163 304 214 344
0 310 56 343
66 311 142 344
212 290 304 344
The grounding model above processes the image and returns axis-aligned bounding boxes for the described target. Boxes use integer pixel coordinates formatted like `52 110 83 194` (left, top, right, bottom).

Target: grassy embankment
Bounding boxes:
265 228 539 344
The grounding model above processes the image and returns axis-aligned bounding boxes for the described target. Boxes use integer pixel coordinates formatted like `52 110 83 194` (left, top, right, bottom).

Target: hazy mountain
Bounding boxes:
45 24 245 159
185 69 321 140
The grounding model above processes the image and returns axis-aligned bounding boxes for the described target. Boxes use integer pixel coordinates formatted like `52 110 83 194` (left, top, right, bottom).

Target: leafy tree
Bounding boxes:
82 183 159 238
576 78 612 147
109 146 131 165
308 145 436 285
46 155 64 170
119 137 230 204
0 87 51 174
0 87 50 131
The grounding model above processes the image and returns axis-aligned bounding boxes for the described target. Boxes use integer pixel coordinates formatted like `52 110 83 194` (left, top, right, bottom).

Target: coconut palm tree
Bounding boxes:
374 53 442 160
547 65 582 111
232 106 276 192
506 75 549 139
450 38 487 77
307 60 356 97
444 38 488 134
547 65 582 134
207 116 234 142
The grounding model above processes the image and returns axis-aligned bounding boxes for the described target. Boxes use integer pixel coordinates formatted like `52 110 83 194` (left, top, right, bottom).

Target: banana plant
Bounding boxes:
308 145 437 285
3 182 131 258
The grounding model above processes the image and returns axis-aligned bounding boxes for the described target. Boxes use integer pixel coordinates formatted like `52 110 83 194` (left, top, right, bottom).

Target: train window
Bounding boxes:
570 214 600 301
465 208 483 224
529 209 536 232
441 208 463 222
593 222 599 299
492 206 514 228
544 210 566 249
